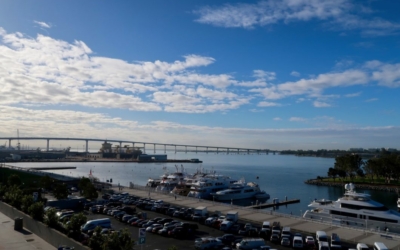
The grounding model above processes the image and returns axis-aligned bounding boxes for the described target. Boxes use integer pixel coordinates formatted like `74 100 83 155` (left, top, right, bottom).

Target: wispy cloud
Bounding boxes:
273 117 281 121
34 20 52 29
194 0 400 36
313 101 331 108
257 101 281 107
365 98 378 102
345 92 361 98
290 71 300 77
289 117 306 122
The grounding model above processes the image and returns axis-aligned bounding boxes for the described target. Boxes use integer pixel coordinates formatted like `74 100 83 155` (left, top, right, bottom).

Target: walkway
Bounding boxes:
0 212 55 250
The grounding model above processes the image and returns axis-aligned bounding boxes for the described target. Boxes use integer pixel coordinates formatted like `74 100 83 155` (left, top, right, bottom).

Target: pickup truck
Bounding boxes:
216 234 243 245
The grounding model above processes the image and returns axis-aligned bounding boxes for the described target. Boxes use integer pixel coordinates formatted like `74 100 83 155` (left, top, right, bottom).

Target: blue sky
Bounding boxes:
1 0 400 150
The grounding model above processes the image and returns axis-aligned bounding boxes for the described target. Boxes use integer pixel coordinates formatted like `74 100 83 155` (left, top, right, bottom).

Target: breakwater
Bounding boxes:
305 179 400 193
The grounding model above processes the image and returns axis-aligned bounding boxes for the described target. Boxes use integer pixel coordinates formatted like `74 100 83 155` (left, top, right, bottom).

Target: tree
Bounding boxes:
66 213 87 239
28 201 44 220
4 186 24 209
40 175 53 190
79 177 98 199
53 183 69 200
88 226 105 250
44 208 59 228
103 228 134 250
21 194 34 213
327 168 337 181
8 174 22 187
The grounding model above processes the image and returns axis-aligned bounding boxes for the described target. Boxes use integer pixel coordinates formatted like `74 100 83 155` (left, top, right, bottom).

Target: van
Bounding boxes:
373 242 388 250
357 243 369 250
316 231 328 244
236 238 266 250
281 227 291 239
330 233 341 249
319 242 330 250
81 218 111 233
293 236 304 249
260 221 271 233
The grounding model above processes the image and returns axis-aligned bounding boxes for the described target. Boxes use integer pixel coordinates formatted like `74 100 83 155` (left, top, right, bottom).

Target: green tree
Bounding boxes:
8 174 22 187
83 184 99 200
53 183 69 200
21 194 34 213
66 213 87 239
88 226 106 250
40 175 53 190
28 201 44 220
78 177 99 199
44 208 59 228
327 167 338 181
103 229 134 250
4 186 24 209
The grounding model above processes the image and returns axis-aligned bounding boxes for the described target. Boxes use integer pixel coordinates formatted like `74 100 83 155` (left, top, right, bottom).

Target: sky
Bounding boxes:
0 0 400 151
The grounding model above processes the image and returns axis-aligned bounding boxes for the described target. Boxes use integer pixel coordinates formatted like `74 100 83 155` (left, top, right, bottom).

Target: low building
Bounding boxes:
138 154 167 162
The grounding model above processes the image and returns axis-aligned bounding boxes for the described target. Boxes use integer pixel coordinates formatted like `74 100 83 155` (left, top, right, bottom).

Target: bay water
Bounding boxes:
10 153 398 215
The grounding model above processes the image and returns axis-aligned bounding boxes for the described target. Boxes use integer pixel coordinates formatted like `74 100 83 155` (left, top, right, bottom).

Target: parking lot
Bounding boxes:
81 193 358 250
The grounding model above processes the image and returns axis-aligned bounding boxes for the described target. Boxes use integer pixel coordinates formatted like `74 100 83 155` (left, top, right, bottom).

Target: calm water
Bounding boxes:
11 153 398 215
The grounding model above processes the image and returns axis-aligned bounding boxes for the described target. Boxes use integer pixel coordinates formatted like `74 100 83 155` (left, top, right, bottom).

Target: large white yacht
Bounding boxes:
303 183 400 233
187 174 237 199
211 180 269 201
155 165 189 193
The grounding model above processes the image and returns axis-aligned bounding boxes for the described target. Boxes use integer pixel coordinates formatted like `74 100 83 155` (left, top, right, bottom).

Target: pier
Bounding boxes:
28 166 77 170
246 199 300 209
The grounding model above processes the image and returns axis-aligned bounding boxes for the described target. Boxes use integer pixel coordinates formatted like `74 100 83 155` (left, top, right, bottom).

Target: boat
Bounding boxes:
187 173 237 199
210 180 269 201
397 198 400 211
155 165 189 193
303 183 400 233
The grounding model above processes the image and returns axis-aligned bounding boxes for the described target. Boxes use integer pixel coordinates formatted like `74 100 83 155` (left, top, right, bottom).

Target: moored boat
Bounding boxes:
303 183 400 233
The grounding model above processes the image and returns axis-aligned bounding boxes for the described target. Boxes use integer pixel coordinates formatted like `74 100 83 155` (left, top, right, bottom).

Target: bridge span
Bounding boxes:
0 137 273 155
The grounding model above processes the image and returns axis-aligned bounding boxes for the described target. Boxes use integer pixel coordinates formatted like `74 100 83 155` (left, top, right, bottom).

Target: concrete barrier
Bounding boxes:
0 201 88 250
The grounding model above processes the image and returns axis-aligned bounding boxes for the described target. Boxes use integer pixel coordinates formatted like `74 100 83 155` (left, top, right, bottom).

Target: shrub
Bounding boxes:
4 186 23 210
21 195 34 213
28 202 44 221
44 208 59 228
66 213 87 239
88 226 105 250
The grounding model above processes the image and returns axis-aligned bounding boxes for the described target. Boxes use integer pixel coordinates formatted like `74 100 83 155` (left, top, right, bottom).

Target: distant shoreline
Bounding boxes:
2 158 202 164
305 179 400 193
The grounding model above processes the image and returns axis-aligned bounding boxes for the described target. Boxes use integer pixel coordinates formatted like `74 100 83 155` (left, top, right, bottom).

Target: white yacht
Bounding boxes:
155 165 189 193
211 180 269 201
303 183 400 233
187 174 237 199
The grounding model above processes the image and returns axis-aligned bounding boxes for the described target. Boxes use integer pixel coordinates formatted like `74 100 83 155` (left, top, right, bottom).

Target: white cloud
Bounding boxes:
257 101 281 107
289 117 306 122
250 69 369 100
290 71 300 77
0 28 255 114
313 101 331 108
365 98 378 102
34 20 52 29
194 0 400 36
273 117 281 121
345 92 361 97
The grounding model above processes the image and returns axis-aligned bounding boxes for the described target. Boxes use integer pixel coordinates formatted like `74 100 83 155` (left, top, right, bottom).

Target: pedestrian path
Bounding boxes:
0 212 55 250
112 186 400 249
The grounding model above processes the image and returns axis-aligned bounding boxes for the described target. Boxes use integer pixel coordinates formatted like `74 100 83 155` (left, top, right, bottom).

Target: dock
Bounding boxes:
28 166 77 170
245 199 300 209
